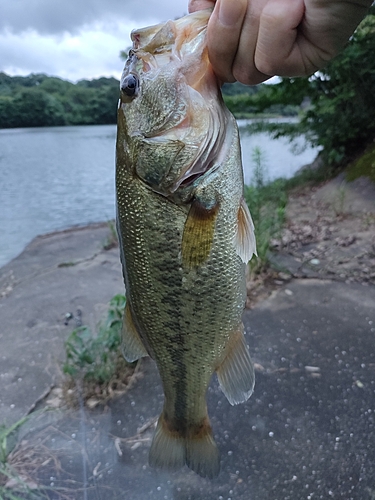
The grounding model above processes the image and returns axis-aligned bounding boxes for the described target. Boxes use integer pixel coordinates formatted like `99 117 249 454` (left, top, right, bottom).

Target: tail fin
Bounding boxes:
148 416 186 472
186 426 220 479
149 414 220 479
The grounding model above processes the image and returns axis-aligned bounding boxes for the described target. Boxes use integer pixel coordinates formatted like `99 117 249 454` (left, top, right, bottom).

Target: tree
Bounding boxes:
304 8 375 164
242 6 375 166
0 73 120 128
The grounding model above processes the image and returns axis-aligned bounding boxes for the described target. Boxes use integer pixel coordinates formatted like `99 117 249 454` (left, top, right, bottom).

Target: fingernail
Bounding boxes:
218 0 245 26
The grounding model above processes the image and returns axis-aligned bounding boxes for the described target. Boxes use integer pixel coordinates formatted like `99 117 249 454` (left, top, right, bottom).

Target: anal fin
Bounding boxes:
121 301 148 362
181 199 219 269
216 325 255 406
235 197 257 263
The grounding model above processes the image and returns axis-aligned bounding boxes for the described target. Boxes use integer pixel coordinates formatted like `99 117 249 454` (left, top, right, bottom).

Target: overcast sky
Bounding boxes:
0 0 188 82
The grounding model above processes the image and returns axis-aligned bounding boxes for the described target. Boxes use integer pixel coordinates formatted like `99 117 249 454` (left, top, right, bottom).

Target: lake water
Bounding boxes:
0 123 318 268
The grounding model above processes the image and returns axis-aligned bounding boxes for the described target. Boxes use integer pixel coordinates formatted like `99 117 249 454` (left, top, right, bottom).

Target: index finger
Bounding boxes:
188 0 215 13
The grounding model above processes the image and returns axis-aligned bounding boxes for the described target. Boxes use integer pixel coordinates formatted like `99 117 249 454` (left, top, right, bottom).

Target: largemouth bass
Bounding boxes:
116 10 256 479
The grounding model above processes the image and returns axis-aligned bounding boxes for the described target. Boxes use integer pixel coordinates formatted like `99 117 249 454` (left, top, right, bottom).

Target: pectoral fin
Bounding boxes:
235 197 257 263
216 325 255 406
121 301 148 362
181 199 219 269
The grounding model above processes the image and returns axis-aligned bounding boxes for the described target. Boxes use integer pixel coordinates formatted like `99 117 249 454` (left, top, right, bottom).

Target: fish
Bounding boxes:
116 10 256 479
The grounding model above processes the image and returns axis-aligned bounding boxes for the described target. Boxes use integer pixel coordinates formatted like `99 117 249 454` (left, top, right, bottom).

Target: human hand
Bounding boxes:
189 0 372 84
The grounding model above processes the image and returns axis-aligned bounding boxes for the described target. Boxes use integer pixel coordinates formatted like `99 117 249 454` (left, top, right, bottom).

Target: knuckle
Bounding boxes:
255 58 276 77
232 66 253 86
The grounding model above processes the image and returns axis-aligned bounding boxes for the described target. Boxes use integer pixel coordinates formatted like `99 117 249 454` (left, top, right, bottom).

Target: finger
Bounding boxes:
206 0 248 83
229 0 271 85
188 0 215 14
254 0 306 76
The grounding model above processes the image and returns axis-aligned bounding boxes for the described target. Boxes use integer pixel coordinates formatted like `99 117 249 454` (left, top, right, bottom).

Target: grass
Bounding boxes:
0 416 51 499
0 415 86 499
63 294 136 407
103 219 118 250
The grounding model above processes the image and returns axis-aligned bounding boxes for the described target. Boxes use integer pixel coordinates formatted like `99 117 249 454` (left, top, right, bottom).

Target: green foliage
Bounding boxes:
0 72 119 128
221 81 259 97
346 142 375 183
63 294 126 384
307 9 375 164
223 83 300 117
242 8 375 166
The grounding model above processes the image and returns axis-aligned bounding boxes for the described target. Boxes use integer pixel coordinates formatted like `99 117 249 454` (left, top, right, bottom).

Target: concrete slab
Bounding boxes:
0 224 124 426
8 278 375 499
2 224 375 499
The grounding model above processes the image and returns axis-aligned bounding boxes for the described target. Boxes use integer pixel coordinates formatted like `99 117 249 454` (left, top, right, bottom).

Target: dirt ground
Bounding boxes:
246 173 375 307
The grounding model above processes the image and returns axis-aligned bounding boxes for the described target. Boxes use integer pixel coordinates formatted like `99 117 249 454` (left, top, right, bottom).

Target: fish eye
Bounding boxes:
121 74 139 97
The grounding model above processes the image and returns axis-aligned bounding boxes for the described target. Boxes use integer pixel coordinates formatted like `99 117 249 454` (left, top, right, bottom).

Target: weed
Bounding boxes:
63 294 136 406
103 219 118 250
1 417 82 499
0 417 28 466
245 147 287 273
0 416 50 499
332 185 347 216
251 146 267 188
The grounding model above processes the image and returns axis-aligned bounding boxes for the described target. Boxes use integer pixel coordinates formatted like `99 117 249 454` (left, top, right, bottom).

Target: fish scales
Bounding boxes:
116 10 257 478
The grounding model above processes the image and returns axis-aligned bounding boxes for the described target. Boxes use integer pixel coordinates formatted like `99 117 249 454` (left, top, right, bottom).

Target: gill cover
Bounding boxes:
117 10 231 198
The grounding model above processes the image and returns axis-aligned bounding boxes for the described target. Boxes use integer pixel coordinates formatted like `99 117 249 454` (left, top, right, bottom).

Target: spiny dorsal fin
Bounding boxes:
181 199 219 269
235 197 257 263
216 325 255 406
121 301 148 362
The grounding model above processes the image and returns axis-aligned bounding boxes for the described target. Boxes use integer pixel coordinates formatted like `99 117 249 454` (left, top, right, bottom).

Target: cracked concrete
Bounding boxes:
0 223 124 426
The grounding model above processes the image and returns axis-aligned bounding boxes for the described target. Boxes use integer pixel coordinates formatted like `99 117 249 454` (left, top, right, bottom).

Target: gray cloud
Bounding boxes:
0 0 187 35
